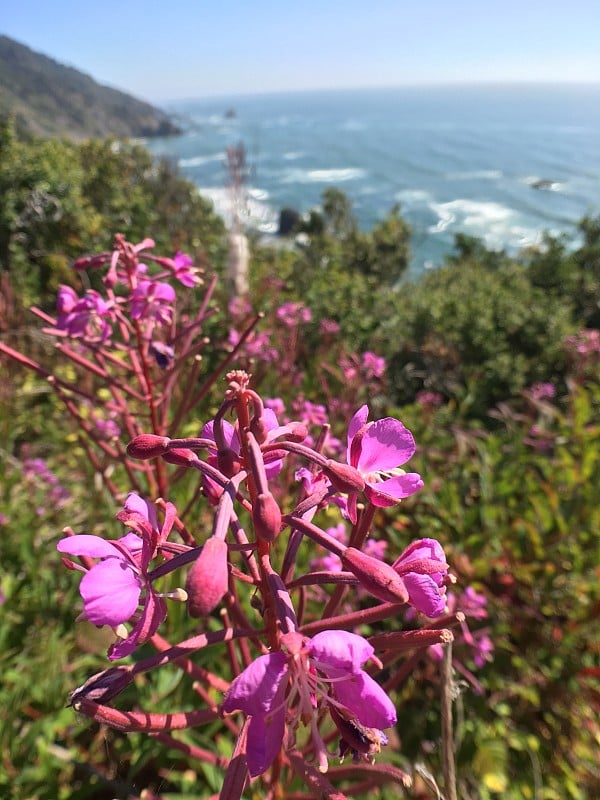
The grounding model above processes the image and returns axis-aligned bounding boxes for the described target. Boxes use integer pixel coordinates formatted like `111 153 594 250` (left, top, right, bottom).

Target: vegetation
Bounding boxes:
0 128 598 799
0 35 180 139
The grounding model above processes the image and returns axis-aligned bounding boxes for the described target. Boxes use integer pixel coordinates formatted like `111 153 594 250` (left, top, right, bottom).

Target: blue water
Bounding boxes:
144 85 600 277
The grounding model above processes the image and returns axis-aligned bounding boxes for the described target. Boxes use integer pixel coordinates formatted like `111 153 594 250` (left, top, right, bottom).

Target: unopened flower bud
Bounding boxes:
217 447 241 478
322 460 366 494
162 448 196 466
252 492 282 542
185 537 229 618
69 666 133 706
250 415 269 444
341 547 409 604
126 434 171 459
286 422 309 443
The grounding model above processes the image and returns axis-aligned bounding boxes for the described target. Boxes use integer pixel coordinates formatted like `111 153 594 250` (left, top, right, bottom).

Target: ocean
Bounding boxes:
144 85 600 278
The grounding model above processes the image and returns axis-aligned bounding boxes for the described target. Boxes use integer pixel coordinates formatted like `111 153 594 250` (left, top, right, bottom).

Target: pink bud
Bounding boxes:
341 547 409 604
250 415 269 444
126 434 171 459
162 448 196 466
287 422 308 442
71 253 110 271
322 460 366 494
217 447 241 478
252 492 282 542
69 666 133 706
185 537 229 618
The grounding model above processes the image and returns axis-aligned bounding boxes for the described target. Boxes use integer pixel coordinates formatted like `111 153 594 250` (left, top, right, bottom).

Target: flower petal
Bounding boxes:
347 405 369 456
201 419 240 452
222 651 288 716
245 707 286 777
57 534 122 559
108 592 167 660
365 472 424 505
124 493 159 530
333 671 397 729
80 559 142 626
357 418 416 473
309 630 374 674
403 572 447 618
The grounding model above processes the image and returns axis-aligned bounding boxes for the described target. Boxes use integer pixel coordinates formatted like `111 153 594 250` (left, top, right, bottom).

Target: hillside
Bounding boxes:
0 34 180 139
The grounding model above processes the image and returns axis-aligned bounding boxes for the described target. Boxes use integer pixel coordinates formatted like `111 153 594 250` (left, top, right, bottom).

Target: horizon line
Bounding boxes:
151 80 600 106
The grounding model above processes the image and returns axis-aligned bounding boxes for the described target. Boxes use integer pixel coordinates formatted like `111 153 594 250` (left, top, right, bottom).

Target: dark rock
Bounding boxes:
278 207 302 236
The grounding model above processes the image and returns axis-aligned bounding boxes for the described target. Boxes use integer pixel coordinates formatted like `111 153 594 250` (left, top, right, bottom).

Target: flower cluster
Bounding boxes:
59 369 454 786
2 235 469 796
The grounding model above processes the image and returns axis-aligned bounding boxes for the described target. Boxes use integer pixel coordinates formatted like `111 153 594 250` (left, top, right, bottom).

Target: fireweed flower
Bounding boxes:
222 630 396 777
57 493 175 659
56 287 114 342
228 328 278 362
172 251 201 287
361 351 386 379
130 280 176 327
392 538 448 617
345 405 424 522
276 301 312 327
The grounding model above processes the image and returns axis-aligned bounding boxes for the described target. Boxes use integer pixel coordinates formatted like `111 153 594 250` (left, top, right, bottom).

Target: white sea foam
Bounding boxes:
395 189 433 204
428 199 543 250
281 167 366 184
198 186 278 234
247 187 270 201
178 153 226 168
444 169 503 180
283 151 304 160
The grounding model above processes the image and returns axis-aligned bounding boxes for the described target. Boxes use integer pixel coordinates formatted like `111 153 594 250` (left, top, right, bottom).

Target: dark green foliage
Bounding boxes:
383 258 572 414
398 377 600 799
0 122 226 308
526 217 600 328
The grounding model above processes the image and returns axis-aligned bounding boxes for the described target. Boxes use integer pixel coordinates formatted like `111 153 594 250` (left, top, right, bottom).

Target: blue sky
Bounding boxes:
2 1 600 102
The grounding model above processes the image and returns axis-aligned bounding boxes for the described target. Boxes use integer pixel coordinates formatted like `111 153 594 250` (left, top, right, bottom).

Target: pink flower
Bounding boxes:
527 382 556 401
57 493 175 659
228 329 278 362
222 630 396 776
265 397 286 417
361 351 386 379
172 251 201 287
345 405 424 522
416 391 443 408
392 538 448 617
276 301 312 327
56 287 114 342
319 318 340 335
130 280 176 326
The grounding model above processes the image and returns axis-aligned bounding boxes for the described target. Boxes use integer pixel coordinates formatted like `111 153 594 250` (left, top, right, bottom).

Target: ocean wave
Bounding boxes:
395 189 434 204
428 199 543 250
283 151 304 160
178 153 226 168
444 169 503 180
281 167 367 184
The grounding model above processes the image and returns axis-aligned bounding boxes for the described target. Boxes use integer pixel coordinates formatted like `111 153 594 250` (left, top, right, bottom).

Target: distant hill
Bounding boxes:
0 35 181 139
